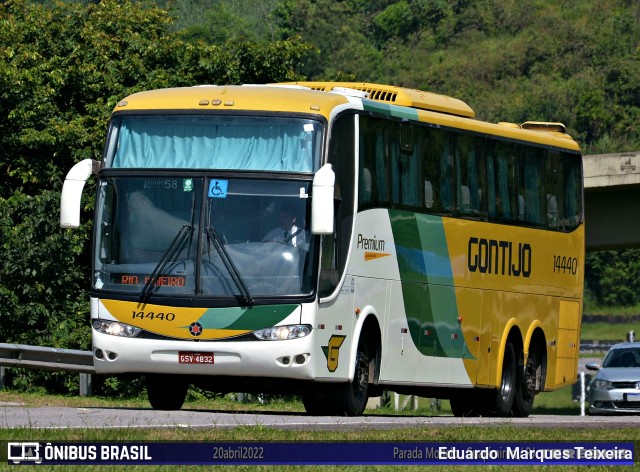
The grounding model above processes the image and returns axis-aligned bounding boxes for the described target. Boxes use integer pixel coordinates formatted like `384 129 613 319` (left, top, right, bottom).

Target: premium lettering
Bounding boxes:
357 234 385 251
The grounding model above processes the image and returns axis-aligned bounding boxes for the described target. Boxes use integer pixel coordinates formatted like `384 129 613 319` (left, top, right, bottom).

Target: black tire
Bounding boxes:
339 342 370 416
302 385 335 416
303 340 371 416
301 388 337 416
494 342 517 417
450 393 488 417
146 374 188 410
513 344 540 417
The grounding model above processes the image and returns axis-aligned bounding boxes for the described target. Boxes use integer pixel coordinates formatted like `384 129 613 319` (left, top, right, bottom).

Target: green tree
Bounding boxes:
269 0 640 153
0 0 311 394
273 0 382 80
585 250 640 308
179 0 281 44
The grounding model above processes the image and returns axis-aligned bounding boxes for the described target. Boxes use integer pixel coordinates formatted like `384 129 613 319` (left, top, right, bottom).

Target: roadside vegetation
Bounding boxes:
580 322 637 343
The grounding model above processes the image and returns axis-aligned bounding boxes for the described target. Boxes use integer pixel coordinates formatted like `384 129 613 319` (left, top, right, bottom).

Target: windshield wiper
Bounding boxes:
206 226 254 307
139 224 192 306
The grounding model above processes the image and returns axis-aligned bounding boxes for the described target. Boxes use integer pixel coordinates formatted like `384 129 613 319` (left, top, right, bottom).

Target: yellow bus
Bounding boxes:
60 82 584 417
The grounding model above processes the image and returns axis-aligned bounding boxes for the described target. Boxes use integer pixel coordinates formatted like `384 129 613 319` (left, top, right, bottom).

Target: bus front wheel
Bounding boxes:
146 374 188 410
339 340 371 416
302 340 371 416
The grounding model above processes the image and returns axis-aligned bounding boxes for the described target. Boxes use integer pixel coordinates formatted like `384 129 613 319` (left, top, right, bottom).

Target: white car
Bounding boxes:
586 342 640 415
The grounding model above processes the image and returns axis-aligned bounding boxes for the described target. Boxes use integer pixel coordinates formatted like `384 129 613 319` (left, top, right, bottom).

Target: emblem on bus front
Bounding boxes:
188 322 203 337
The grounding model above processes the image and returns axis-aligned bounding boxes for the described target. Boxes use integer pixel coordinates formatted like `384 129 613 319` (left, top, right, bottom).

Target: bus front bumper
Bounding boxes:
91 330 316 380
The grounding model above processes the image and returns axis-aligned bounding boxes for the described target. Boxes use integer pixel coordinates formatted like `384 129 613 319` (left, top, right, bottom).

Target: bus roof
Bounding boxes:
113 85 351 119
113 83 580 152
284 81 476 118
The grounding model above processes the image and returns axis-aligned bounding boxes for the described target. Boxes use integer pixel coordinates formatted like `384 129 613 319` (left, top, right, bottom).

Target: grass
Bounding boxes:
580 302 638 346
580 322 638 342
583 301 640 317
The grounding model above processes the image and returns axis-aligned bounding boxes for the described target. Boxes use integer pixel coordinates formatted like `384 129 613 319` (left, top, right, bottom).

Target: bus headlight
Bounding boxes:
253 324 312 341
93 319 142 338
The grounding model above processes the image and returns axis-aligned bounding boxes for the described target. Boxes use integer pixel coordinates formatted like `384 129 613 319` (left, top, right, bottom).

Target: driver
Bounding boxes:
263 205 307 248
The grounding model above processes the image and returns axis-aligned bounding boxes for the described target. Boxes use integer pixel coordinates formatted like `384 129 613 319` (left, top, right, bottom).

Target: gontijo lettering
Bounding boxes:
467 237 532 277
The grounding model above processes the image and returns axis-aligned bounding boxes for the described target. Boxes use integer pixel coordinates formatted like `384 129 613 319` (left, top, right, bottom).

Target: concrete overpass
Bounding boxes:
584 152 640 250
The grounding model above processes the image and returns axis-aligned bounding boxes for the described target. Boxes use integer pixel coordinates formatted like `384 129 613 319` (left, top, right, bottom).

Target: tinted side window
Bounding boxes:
455 134 486 218
561 152 583 230
518 146 545 227
487 141 517 222
320 114 356 298
359 115 390 209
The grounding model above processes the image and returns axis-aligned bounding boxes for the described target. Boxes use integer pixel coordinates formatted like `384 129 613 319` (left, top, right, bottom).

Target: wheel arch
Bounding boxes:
524 323 547 360
524 323 548 391
348 306 382 383
494 318 524 388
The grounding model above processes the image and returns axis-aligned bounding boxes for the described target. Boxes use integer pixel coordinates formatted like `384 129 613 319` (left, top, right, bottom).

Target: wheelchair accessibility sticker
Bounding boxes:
208 180 228 198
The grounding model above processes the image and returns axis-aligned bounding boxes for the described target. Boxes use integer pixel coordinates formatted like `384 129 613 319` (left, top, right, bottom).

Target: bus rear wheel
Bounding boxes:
146 374 188 410
493 342 517 417
513 343 544 417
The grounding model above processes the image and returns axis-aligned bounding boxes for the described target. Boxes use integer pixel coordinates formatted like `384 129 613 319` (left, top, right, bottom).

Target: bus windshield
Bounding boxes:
94 176 317 301
106 115 323 173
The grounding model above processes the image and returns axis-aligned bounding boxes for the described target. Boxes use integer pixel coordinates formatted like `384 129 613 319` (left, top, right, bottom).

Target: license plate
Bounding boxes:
626 393 640 402
178 352 214 364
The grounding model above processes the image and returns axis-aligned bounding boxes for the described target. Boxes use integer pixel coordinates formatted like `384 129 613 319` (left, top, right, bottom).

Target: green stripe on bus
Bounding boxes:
390 210 474 360
196 304 299 330
363 100 419 121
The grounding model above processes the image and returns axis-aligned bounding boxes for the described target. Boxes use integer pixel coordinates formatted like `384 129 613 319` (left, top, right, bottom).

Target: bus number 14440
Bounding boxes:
553 255 578 275
132 311 176 321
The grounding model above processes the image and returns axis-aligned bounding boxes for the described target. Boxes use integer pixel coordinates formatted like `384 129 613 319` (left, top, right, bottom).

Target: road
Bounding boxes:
1 403 639 430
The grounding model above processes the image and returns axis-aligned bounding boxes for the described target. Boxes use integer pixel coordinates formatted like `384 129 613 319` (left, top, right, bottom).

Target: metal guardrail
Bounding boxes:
0 343 95 374
579 341 616 352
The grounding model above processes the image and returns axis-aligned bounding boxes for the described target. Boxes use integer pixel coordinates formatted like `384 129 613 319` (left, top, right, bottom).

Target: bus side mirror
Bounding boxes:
311 164 335 235
60 159 100 228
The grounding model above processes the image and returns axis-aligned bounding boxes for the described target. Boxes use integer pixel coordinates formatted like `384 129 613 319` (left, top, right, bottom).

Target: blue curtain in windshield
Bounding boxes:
111 116 317 172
